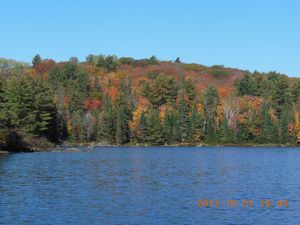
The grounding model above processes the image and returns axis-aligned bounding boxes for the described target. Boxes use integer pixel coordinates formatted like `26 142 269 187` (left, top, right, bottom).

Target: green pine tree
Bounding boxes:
138 110 147 143
202 86 220 142
145 108 164 145
32 54 42 67
271 77 293 118
0 76 7 145
164 109 180 144
178 94 190 143
260 103 276 143
278 107 291 144
182 79 196 104
30 79 55 137
187 106 201 144
101 94 116 144
116 106 128 144
5 77 34 133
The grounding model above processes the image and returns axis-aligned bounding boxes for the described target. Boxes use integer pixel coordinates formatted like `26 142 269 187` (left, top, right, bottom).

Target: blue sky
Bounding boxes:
1 0 299 76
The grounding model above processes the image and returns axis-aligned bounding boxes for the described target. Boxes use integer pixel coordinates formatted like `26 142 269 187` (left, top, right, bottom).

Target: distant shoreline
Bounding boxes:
64 142 299 147
2 143 299 154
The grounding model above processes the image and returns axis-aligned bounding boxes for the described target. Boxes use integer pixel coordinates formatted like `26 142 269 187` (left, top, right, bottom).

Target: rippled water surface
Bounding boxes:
1 147 300 225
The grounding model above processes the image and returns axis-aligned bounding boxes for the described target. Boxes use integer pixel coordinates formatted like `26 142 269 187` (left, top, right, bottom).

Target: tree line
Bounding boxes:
0 55 300 151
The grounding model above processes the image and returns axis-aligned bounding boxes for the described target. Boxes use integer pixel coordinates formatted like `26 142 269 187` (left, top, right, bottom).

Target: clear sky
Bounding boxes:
1 0 299 76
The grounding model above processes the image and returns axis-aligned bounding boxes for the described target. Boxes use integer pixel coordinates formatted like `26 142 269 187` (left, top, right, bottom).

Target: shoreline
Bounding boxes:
2 143 299 154
62 142 299 148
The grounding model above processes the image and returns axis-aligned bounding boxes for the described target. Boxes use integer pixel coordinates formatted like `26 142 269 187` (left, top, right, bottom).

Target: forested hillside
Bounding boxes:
1 55 300 151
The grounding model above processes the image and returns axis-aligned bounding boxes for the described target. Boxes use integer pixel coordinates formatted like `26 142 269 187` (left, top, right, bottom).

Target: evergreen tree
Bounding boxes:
142 74 178 108
30 79 56 137
116 106 127 144
237 122 253 143
32 54 42 67
92 110 101 141
291 79 300 103
202 86 220 142
49 111 67 143
182 79 196 104
178 94 190 143
68 85 85 113
145 108 164 145
137 110 147 143
187 106 201 144
115 79 134 117
0 77 7 145
101 94 116 144
164 109 180 144
260 103 276 143
5 77 34 133
278 107 291 144
261 78 274 100
235 71 267 97
4 77 55 141
67 65 89 113
271 77 293 118
48 65 63 88
175 57 181 63
114 79 134 143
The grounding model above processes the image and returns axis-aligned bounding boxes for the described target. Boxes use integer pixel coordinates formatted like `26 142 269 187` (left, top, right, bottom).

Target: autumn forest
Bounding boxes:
1 55 300 151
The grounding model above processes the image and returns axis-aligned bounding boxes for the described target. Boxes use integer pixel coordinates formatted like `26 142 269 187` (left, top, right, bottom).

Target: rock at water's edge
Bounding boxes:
64 148 81 152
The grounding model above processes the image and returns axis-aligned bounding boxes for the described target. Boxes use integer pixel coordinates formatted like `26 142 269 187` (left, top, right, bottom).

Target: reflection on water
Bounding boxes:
0 147 300 225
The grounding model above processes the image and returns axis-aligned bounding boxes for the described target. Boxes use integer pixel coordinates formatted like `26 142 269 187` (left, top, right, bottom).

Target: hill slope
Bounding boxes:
0 55 300 150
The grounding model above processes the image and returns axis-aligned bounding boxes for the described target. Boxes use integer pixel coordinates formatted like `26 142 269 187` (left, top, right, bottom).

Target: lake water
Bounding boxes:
0 147 300 225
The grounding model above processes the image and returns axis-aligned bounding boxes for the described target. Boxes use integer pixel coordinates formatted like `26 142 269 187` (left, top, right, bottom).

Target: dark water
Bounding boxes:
0 147 300 225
